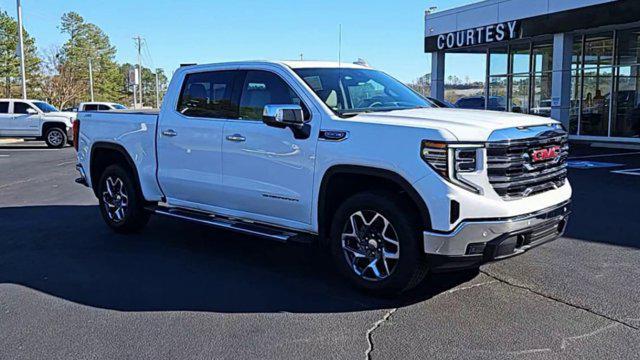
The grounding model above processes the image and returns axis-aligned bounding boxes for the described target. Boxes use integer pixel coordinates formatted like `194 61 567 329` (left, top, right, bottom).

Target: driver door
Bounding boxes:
11 101 41 136
220 69 318 229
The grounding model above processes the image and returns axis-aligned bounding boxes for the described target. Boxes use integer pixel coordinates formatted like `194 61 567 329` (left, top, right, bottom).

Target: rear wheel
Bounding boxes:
97 164 150 233
44 127 67 148
330 191 428 295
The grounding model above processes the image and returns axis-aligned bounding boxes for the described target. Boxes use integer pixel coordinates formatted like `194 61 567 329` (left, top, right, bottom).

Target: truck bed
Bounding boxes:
76 109 163 200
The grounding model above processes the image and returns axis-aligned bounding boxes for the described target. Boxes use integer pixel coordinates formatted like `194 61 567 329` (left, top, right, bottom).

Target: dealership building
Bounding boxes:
425 0 640 144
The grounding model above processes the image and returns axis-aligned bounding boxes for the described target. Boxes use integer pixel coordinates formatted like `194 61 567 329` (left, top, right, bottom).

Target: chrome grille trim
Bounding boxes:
486 127 568 200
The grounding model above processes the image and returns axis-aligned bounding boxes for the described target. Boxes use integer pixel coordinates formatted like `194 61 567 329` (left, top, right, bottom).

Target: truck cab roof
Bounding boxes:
178 60 371 71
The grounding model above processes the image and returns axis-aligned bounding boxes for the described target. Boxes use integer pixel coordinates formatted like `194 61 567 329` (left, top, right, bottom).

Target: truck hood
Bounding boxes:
45 111 77 119
345 108 559 141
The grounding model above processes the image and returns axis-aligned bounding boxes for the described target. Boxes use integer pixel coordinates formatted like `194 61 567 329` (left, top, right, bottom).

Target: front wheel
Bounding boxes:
97 164 150 233
44 127 67 148
330 191 428 295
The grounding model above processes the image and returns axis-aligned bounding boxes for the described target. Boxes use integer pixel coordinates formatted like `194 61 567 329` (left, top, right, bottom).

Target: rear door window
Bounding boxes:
83 104 99 111
97 105 111 110
0 101 8 113
177 70 238 119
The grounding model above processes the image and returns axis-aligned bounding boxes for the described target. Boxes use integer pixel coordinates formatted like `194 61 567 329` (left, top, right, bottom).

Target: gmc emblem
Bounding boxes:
531 145 561 163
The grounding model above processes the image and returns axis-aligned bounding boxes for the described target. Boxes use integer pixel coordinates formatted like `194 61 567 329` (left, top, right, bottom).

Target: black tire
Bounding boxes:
44 127 67 148
329 191 428 295
97 164 150 233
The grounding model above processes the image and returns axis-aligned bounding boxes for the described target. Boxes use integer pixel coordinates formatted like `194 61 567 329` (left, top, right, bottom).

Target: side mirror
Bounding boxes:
262 104 305 129
26 108 38 115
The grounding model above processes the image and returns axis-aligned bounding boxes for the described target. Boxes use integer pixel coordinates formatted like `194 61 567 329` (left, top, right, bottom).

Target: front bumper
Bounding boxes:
424 201 570 271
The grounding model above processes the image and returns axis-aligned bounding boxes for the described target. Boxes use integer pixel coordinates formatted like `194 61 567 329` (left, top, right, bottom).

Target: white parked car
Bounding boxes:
78 102 128 111
74 61 571 295
0 99 76 148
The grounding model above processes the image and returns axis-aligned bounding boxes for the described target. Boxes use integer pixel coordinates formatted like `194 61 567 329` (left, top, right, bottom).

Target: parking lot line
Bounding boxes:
611 168 640 176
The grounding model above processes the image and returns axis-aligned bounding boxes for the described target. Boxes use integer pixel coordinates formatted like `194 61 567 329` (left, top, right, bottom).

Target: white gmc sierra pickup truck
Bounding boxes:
75 61 571 294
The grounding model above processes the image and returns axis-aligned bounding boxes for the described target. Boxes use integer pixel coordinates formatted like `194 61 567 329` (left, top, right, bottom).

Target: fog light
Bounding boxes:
466 243 486 255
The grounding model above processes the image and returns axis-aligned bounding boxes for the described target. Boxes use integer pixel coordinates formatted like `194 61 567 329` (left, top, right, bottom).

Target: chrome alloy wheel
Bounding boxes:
341 210 400 281
47 130 64 146
102 176 129 223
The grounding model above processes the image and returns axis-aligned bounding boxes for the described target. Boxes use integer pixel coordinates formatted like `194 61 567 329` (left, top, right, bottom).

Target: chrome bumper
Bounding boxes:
424 201 571 259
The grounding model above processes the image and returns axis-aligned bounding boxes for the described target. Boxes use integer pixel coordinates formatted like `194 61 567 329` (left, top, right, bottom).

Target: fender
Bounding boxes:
317 165 431 237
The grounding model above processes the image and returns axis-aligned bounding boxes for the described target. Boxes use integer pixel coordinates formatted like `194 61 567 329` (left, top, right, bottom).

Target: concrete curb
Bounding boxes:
0 138 24 144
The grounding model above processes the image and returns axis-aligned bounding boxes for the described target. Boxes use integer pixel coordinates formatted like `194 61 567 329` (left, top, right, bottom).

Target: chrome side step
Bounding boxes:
151 206 313 243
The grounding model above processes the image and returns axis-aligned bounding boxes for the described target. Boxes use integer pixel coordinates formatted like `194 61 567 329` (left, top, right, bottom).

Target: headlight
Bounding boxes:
421 141 483 194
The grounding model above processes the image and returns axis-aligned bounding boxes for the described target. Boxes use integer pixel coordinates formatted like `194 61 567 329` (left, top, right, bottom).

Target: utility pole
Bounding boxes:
155 69 160 108
133 35 143 108
88 58 94 101
16 0 27 99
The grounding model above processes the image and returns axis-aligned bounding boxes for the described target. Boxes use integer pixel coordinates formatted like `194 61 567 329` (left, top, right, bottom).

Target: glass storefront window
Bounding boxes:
584 33 614 68
489 76 508 111
581 66 612 136
510 44 531 74
572 36 583 71
510 75 530 113
570 71 581 134
533 44 553 73
490 47 508 75
531 72 552 117
617 29 640 66
611 65 640 138
444 53 486 106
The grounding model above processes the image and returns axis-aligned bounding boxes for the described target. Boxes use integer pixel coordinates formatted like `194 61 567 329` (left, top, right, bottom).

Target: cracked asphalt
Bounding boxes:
1 142 639 359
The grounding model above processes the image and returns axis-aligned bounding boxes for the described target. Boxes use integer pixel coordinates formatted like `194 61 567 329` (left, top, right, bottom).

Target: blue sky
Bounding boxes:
0 0 481 82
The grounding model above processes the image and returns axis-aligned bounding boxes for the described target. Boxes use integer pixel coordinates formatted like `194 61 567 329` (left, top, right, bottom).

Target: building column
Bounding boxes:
551 33 573 129
430 51 445 101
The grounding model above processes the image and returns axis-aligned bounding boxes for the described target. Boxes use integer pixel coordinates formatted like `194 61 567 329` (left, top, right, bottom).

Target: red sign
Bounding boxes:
531 145 561 163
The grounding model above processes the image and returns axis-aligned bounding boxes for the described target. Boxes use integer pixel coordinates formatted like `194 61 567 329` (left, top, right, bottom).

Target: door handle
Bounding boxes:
162 129 177 137
226 134 246 142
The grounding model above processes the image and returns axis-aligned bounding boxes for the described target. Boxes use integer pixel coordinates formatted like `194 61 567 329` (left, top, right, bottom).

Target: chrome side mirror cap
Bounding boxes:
262 104 304 129
26 108 38 115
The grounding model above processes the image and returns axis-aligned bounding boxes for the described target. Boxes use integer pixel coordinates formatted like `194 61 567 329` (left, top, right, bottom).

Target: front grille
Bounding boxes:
486 134 568 200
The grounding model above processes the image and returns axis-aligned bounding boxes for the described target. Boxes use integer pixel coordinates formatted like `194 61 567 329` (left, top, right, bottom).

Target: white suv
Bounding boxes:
0 99 75 148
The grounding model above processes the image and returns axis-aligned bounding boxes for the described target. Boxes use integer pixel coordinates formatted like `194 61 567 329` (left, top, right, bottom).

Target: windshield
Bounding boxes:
33 101 59 113
293 68 433 116
112 103 127 109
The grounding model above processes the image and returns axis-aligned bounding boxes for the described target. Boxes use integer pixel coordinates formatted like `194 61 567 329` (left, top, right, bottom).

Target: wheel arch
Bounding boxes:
317 165 431 243
89 142 143 198
42 121 67 134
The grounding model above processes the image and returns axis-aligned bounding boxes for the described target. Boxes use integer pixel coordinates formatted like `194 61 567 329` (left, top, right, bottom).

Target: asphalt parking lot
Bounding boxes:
1 141 639 360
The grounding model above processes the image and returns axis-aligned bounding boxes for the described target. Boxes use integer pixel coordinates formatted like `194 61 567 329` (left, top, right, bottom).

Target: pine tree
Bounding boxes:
0 10 40 98
58 12 121 103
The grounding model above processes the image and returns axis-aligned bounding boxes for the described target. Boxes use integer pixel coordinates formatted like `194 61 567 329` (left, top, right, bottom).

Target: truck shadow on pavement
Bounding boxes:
0 205 477 313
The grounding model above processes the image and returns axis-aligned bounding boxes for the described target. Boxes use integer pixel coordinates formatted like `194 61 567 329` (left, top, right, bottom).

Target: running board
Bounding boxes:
150 206 314 243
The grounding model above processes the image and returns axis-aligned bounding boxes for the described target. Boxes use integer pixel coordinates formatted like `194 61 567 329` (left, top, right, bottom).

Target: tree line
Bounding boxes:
0 10 167 109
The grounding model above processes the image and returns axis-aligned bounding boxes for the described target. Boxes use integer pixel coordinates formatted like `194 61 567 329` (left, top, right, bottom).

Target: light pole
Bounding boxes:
16 0 27 99
155 69 160 108
88 58 94 102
